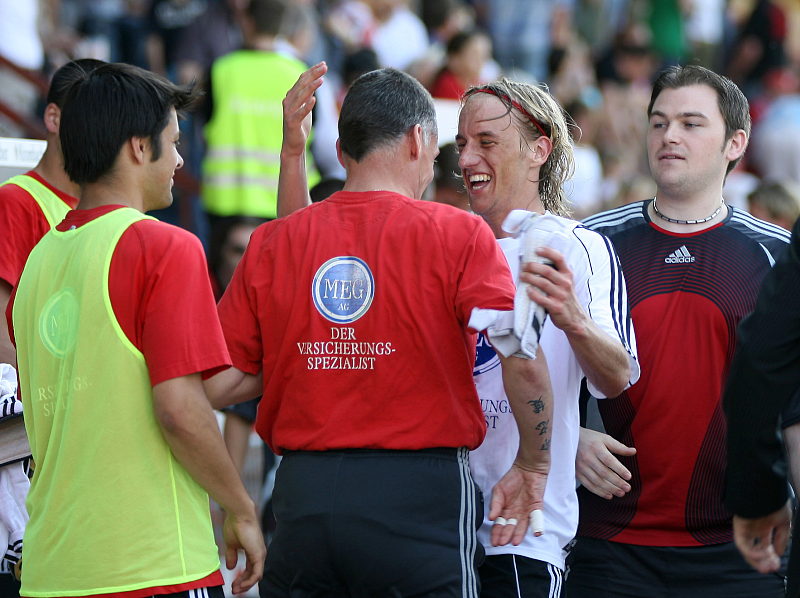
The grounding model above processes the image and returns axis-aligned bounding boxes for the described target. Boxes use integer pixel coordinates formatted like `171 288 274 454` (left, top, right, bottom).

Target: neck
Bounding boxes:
77 176 144 213
33 144 80 199
649 192 727 233
342 155 422 200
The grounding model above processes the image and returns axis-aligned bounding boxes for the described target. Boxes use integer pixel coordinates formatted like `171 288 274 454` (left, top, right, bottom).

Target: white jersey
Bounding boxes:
470 214 639 570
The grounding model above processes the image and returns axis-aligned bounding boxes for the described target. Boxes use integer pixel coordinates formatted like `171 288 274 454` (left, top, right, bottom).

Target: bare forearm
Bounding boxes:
154 376 256 517
566 316 630 398
203 366 261 409
500 352 553 473
277 149 311 218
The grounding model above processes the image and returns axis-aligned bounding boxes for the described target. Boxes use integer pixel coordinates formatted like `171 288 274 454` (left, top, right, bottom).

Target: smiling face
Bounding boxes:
144 108 183 212
647 84 744 200
456 93 540 231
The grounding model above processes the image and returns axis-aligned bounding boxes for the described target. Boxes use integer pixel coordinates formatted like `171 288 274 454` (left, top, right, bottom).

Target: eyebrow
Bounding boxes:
456 131 500 141
649 110 709 120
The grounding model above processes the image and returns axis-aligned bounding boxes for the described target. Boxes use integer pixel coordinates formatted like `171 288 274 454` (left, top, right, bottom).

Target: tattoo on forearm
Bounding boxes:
528 397 545 413
535 420 549 436
541 438 551 450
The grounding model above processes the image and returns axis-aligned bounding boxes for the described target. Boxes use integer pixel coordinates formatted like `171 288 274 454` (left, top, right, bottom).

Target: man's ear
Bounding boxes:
408 124 424 159
725 129 748 163
128 136 149 165
43 103 60 135
530 135 553 168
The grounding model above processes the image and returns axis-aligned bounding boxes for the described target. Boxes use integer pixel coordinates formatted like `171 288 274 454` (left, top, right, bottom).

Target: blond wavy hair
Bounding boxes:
463 79 575 216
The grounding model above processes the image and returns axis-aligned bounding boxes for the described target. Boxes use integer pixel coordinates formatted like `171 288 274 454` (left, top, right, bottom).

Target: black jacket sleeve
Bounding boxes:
724 217 800 518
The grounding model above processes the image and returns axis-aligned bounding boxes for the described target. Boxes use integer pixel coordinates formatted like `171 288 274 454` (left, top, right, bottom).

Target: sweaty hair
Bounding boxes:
59 62 201 184
648 64 751 175
45 58 106 108
463 79 574 216
338 68 437 162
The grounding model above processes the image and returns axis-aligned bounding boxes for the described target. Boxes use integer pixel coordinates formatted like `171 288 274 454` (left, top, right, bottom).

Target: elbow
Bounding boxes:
593 367 630 399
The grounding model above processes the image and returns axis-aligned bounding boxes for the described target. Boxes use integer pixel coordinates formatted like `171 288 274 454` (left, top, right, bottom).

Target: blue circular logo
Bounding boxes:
474 333 500 376
312 257 375 323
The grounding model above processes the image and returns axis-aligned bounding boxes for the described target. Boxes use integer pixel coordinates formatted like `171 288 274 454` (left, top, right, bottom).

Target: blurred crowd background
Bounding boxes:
1 0 799 267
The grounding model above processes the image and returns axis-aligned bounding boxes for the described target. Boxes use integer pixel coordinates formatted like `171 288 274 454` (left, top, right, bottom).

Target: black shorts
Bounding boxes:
260 448 484 598
479 554 564 598
564 536 786 598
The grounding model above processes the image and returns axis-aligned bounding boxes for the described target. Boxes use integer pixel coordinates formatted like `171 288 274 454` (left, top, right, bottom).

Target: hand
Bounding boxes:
282 62 327 159
520 247 586 336
488 462 547 547
733 501 792 574
222 510 267 594
576 427 636 499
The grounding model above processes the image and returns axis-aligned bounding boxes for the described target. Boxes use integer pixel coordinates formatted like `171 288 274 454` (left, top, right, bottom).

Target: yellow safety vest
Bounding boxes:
14 207 219 596
202 50 319 218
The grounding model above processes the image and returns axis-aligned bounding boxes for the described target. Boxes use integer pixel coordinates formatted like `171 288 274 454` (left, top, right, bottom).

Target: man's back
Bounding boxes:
219 190 516 453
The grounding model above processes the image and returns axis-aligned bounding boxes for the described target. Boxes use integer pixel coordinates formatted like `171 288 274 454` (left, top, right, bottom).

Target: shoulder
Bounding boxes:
726 207 792 246
119 217 205 261
582 201 648 237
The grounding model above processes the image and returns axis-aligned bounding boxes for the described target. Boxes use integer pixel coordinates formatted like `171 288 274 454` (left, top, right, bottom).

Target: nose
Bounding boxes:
176 151 184 171
458 142 477 171
662 121 680 144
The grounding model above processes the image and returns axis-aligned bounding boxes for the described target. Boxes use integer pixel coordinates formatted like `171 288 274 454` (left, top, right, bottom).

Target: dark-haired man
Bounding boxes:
205 66 554 597
0 58 105 366
9 62 265 598
568 65 790 597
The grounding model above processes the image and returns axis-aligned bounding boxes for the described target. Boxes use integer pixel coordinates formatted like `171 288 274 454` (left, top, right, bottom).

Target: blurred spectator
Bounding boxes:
476 0 572 83
747 180 800 231
146 0 208 78
565 98 604 219
0 0 52 136
430 29 491 100
645 0 687 66
684 0 726 69
727 0 788 97
201 0 319 259
431 142 469 211
173 0 246 87
750 87 800 184
369 0 430 69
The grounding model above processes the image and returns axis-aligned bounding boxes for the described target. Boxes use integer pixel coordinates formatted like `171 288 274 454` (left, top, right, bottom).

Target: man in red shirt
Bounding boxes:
206 66 554 597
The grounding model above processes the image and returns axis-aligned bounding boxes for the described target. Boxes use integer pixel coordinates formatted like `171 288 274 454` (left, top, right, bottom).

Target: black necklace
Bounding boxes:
652 197 724 225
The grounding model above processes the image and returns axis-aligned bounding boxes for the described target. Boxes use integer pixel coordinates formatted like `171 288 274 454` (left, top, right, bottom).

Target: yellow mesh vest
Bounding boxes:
14 207 219 596
1 174 72 227
202 50 319 218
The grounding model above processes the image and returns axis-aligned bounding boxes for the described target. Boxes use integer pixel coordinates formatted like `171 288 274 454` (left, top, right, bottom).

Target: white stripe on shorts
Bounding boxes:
457 447 478 598
547 562 563 598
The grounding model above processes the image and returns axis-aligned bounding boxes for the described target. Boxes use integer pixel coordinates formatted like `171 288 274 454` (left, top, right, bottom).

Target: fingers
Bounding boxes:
225 545 238 571
283 62 327 121
231 550 266 594
576 431 635 499
490 515 528 546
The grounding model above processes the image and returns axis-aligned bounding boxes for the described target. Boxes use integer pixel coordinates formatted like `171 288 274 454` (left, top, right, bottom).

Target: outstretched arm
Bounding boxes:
489 351 552 547
277 62 327 218
153 374 265 594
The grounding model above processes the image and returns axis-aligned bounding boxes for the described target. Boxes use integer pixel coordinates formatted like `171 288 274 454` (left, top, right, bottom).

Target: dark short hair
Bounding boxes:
46 58 106 108
648 64 751 174
338 68 437 162
60 62 201 184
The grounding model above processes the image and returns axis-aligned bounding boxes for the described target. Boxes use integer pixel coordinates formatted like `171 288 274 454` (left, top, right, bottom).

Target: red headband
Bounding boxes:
470 88 548 138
